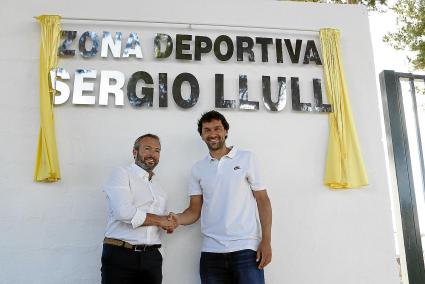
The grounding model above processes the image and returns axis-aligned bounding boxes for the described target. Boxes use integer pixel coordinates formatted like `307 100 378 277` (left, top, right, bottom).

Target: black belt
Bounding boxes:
104 237 161 252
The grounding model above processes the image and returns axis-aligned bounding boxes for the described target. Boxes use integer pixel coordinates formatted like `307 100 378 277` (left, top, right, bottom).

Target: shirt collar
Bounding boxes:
208 146 237 162
130 163 154 180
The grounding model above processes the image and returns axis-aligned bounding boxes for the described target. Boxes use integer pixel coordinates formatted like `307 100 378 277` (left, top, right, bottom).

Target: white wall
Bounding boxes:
0 0 400 283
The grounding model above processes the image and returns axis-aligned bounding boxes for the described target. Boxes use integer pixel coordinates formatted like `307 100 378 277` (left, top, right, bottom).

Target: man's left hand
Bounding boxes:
256 240 272 269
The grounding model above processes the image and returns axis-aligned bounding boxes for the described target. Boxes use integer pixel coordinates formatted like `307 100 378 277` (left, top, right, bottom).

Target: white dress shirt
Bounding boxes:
103 163 167 245
189 147 266 253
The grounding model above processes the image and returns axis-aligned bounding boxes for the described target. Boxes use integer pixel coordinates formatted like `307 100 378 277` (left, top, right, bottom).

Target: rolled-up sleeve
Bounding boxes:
130 210 147 229
103 167 147 228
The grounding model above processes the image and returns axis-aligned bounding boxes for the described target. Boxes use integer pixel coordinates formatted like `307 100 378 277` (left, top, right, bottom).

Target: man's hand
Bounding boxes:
256 240 272 269
158 215 177 233
165 212 180 234
168 212 180 224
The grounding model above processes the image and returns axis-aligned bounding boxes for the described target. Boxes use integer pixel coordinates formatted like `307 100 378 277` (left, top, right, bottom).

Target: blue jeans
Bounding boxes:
200 249 265 284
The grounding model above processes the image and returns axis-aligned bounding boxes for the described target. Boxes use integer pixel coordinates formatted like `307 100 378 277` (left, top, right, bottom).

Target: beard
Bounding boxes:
205 138 226 151
135 153 158 172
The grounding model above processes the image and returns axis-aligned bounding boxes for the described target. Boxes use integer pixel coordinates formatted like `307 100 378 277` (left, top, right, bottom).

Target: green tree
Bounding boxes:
384 0 425 70
288 0 387 10
333 0 386 9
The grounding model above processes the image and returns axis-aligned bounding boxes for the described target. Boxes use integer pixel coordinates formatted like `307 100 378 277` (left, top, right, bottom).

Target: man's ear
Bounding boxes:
132 149 137 159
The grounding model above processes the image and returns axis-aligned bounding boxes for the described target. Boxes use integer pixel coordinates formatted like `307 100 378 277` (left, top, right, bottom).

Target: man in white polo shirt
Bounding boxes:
101 134 176 284
172 111 272 284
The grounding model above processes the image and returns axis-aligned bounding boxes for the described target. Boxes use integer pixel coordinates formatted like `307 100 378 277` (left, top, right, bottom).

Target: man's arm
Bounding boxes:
104 167 175 230
143 213 176 230
253 190 272 269
171 195 203 226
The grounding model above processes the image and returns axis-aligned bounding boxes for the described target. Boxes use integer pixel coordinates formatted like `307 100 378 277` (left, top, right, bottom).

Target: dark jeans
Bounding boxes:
101 244 162 284
200 249 265 284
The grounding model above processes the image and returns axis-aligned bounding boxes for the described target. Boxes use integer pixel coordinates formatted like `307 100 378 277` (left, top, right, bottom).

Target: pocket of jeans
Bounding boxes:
233 249 258 268
236 249 256 258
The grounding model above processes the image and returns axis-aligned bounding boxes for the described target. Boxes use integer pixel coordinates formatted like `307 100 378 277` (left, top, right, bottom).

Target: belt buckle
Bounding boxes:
133 245 146 252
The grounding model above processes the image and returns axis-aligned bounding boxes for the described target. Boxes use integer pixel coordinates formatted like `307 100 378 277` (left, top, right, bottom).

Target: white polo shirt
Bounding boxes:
103 163 167 245
189 147 266 252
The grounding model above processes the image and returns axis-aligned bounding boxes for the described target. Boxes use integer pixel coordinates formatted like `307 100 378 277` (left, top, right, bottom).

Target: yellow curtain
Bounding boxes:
34 15 61 182
319 28 368 189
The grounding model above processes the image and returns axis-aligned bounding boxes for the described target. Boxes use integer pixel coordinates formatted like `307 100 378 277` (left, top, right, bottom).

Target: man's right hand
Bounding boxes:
158 215 178 233
164 213 180 234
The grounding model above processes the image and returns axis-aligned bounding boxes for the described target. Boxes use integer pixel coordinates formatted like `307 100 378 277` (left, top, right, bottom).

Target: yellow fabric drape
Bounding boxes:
34 15 61 182
319 28 368 189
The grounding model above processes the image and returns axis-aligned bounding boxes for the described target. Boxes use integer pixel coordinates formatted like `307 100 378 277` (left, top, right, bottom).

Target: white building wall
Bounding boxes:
0 0 400 283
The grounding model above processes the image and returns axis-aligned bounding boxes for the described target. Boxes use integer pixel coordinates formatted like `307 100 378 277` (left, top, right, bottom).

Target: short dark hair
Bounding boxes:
197 110 229 136
133 134 161 150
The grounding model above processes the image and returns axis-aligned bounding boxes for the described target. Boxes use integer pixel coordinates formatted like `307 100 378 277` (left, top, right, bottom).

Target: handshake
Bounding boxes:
159 212 180 234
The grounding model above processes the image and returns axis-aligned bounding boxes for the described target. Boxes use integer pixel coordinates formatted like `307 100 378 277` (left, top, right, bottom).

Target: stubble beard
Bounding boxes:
135 154 157 172
206 138 226 152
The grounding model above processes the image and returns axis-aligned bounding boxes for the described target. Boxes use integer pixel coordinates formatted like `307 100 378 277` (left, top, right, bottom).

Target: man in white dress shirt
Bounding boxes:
172 111 272 284
101 134 176 284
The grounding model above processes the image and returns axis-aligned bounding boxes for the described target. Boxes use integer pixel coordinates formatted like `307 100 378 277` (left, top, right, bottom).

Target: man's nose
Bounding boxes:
149 151 159 157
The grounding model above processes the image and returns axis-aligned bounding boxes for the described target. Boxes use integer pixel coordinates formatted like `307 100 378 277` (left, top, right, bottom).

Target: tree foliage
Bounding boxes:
384 0 425 70
288 0 388 11
334 0 387 9
289 0 425 69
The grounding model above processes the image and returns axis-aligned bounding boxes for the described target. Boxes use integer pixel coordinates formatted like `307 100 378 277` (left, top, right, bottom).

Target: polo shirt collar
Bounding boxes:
208 146 237 162
130 163 154 180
